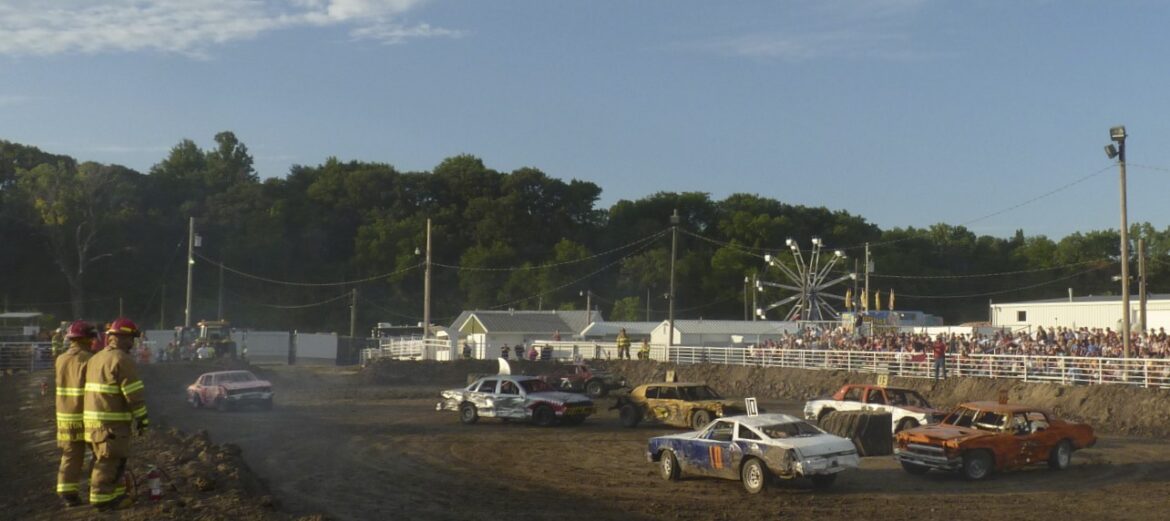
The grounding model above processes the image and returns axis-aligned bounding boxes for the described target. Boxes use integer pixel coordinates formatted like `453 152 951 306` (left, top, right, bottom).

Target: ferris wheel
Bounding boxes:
754 237 857 322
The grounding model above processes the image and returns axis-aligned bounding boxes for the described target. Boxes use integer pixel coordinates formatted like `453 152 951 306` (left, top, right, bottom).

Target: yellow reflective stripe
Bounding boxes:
57 432 85 442
131 406 148 418
90 490 121 503
56 412 83 421
57 483 79 493
83 411 132 422
121 380 145 394
85 383 121 394
56 387 85 397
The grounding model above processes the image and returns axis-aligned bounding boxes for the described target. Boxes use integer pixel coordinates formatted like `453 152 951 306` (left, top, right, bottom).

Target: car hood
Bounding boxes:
900 424 994 444
220 380 271 391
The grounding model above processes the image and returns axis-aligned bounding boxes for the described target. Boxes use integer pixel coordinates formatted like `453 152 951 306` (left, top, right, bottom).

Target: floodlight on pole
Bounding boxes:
1105 125 1130 359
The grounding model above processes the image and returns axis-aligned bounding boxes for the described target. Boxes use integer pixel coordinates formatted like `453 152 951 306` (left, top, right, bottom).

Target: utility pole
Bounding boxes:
1139 237 1147 334
159 284 166 329
668 210 679 348
743 276 749 321
751 274 758 322
217 261 224 320
1106 126 1130 358
581 290 592 325
350 288 358 338
646 288 651 322
185 217 195 328
864 243 871 312
423 218 432 338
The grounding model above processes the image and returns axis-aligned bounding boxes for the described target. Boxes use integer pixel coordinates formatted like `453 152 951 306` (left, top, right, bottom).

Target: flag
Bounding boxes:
861 288 869 311
889 289 895 311
874 290 882 311
844 289 853 310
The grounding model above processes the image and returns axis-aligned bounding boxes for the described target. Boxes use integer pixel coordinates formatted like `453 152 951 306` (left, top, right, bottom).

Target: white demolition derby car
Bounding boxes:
646 410 860 493
436 360 595 426
803 384 946 433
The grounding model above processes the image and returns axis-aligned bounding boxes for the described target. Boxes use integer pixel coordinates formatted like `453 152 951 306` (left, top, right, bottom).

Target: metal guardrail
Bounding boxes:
362 337 453 364
669 346 1170 389
0 342 53 373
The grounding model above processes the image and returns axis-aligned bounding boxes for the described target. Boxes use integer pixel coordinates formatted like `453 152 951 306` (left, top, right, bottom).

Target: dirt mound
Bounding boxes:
365 359 1170 438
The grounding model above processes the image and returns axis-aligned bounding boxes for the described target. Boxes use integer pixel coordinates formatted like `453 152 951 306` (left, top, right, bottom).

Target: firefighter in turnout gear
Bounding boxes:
51 321 68 357
55 321 96 508
616 328 632 360
84 318 149 512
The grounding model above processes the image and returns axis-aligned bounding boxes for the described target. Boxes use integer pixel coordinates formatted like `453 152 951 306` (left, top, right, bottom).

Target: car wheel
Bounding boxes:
532 405 556 427
817 408 835 424
961 450 993 481
188 393 201 408
459 403 479 424
1048 440 1072 470
741 458 767 494
900 461 930 475
691 410 712 430
620 404 641 428
810 474 837 489
895 418 920 433
660 450 680 481
585 380 606 398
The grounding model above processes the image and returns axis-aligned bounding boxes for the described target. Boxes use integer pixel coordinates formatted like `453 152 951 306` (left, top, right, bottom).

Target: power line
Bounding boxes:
223 288 354 310
195 251 421 287
871 259 1110 280
893 265 1111 299
431 230 669 272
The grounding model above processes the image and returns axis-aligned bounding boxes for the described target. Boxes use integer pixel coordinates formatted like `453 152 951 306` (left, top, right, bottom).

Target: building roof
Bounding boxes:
668 320 800 335
999 294 1170 305
580 321 657 337
453 310 604 336
0 312 42 320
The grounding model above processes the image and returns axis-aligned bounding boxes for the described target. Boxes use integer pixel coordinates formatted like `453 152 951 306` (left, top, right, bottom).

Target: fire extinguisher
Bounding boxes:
146 466 163 500
40 380 48 397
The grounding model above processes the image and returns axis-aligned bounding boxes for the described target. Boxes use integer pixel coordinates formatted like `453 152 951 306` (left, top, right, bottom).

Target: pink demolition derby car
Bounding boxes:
187 370 274 411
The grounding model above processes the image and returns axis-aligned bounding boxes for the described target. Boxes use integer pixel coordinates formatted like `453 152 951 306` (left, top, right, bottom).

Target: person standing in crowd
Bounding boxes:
461 341 472 360
638 338 651 360
513 343 524 360
932 335 948 381
84 318 149 512
526 343 538 361
616 328 631 360
54 321 96 508
500 343 510 360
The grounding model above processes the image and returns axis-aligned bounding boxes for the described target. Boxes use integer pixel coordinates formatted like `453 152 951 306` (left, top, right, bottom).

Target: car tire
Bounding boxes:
741 458 767 494
900 461 930 475
1048 440 1072 470
459 403 479 425
895 418 920 433
189 393 201 409
619 404 641 428
532 405 556 427
810 474 837 489
961 450 993 481
660 450 680 481
691 410 712 430
585 380 606 398
817 408 836 424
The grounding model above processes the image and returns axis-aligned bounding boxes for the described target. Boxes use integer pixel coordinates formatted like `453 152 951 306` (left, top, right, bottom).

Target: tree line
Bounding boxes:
1 133 1165 334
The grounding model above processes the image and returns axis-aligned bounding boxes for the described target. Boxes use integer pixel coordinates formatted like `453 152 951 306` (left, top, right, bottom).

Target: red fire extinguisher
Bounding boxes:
40 380 48 397
146 466 163 500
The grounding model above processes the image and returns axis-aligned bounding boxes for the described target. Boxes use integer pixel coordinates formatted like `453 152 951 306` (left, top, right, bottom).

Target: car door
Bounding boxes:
494 379 526 419
692 420 738 479
1017 411 1059 465
651 386 683 425
470 379 498 416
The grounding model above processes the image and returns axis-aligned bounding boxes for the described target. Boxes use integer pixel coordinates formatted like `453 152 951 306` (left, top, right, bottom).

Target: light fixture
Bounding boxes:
1105 144 1118 159
1110 125 1127 142
785 238 793 247
834 250 844 257
764 254 772 263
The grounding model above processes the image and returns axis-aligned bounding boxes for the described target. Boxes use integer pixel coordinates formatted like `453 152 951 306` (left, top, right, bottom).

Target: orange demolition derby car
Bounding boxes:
894 400 1096 480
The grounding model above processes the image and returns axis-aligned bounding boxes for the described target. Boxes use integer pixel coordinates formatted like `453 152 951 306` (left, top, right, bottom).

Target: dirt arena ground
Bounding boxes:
4 359 1170 520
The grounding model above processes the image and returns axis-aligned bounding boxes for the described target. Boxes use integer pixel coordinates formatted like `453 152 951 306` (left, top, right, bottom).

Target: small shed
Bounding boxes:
450 310 603 356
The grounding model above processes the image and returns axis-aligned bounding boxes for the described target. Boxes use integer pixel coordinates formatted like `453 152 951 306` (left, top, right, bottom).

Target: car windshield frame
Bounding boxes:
757 420 823 439
886 389 932 408
217 372 257 383
942 407 1007 432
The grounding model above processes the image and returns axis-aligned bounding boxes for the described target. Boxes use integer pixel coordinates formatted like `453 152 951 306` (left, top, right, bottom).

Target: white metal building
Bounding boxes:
989 294 1170 332
648 320 800 346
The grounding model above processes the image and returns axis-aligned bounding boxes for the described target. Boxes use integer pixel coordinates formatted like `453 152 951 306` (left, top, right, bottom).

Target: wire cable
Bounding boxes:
431 230 669 272
194 251 420 287
223 288 354 310
870 259 1111 280
892 265 1112 299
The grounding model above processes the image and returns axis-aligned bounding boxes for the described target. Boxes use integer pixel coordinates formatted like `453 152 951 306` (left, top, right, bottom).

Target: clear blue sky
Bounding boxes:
3 1 1170 239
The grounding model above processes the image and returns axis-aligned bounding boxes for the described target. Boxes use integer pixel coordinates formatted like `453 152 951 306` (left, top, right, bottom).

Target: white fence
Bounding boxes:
0 342 53 373
669 346 1170 389
362 337 453 364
